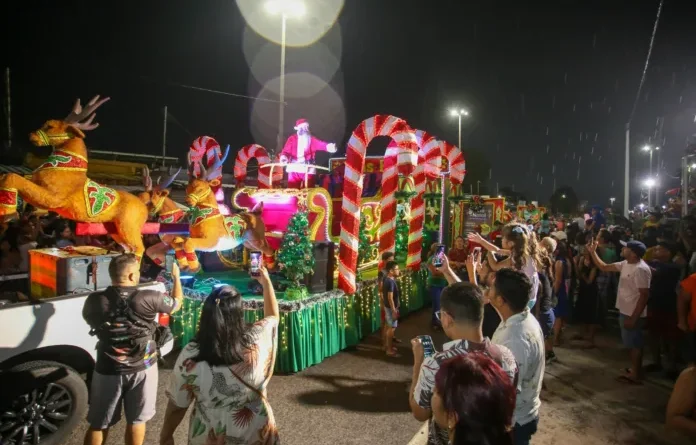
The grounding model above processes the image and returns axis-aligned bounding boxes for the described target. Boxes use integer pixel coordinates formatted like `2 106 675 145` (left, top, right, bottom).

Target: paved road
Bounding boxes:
65 308 694 445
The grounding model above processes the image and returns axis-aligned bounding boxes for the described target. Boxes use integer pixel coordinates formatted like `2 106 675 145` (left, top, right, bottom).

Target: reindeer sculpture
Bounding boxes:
173 148 273 272
138 166 185 265
0 96 149 256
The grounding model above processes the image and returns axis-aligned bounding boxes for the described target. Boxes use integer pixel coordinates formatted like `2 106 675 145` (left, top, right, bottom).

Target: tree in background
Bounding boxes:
277 211 315 293
499 186 528 204
549 186 579 214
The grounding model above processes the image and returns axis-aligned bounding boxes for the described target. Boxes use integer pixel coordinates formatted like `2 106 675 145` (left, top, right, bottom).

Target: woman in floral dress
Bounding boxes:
160 266 279 445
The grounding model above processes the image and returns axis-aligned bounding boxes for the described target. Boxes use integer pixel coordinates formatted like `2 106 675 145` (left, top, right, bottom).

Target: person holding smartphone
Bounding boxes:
383 261 401 357
410 253 518 445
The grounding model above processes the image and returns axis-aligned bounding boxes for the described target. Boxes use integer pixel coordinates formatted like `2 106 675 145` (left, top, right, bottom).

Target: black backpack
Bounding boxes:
89 287 158 359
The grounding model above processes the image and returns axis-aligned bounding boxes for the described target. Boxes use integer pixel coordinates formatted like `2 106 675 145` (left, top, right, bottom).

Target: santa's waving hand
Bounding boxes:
280 118 337 188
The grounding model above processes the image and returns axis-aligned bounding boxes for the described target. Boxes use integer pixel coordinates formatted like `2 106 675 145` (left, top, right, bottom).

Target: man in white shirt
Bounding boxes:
490 268 545 445
587 239 650 383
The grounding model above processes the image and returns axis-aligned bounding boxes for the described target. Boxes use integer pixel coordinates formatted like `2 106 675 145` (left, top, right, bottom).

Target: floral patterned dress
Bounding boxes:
167 317 279 445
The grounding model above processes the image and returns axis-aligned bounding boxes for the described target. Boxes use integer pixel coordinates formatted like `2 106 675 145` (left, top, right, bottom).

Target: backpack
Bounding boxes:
89 287 158 359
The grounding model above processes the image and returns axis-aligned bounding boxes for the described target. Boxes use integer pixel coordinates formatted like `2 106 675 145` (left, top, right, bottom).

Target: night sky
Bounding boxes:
4 0 696 207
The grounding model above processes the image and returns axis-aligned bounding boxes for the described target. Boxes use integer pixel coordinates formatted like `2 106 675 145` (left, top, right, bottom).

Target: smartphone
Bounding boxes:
249 251 262 277
432 244 445 267
473 246 482 255
418 335 437 357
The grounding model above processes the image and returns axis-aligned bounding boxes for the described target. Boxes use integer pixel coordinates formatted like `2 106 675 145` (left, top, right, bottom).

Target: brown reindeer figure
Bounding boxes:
0 96 149 256
137 166 184 265
173 149 273 272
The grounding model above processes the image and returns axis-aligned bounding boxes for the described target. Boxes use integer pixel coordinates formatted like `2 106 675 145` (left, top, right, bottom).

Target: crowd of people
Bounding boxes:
390 206 696 444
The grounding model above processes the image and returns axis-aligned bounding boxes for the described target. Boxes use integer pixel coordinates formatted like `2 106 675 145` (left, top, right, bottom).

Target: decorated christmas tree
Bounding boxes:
357 213 371 280
276 211 315 293
395 206 410 260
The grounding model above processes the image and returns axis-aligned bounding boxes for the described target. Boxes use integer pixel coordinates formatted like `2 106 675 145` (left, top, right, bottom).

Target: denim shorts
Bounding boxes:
384 307 398 328
619 314 647 349
538 309 555 339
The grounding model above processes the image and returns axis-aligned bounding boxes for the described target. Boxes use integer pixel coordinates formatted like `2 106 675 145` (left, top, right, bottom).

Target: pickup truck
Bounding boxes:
0 282 173 445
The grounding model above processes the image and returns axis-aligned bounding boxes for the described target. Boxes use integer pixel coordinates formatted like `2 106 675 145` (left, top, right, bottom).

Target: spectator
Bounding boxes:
54 220 75 248
587 239 650 384
82 254 183 445
539 213 551 237
477 257 502 339
17 223 38 272
160 265 279 445
666 365 696 437
538 237 557 362
574 250 601 347
383 260 401 357
645 241 681 377
489 268 545 445
489 220 503 246
410 254 517 445
378 252 400 350
590 206 606 232
447 236 468 277
0 235 21 274
469 223 541 310
431 353 516 445
552 241 573 346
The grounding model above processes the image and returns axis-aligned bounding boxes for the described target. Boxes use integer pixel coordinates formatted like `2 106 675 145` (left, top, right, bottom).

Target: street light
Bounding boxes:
265 0 306 155
561 194 566 199
610 197 616 206
449 108 469 149
642 144 661 206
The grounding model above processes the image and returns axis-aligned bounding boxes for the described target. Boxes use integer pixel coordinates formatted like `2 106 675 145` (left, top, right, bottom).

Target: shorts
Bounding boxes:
647 309 682 341
538 309 555 339
618 314 647 350
384 307 398 328
87 365 158 429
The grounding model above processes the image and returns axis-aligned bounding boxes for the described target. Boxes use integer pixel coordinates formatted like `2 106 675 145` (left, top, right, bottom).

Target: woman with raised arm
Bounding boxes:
469 222 541 310
160 266 280 445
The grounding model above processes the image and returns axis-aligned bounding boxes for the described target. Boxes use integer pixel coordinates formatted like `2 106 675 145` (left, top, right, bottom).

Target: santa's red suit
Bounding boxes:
280 119 336 188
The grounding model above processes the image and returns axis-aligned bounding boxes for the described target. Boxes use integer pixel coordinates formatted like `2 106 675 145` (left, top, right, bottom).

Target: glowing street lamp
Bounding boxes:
449 108 469 150
265 0 306 155
609 197 616 206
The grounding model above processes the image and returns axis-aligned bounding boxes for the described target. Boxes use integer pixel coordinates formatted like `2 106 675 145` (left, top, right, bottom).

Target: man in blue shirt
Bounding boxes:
590 206 606 232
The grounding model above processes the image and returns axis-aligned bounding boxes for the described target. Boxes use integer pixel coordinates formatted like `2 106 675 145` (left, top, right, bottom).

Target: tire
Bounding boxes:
0 360 88 445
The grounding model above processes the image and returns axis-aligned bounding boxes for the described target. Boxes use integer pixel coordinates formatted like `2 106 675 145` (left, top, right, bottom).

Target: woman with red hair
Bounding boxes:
432 353 516 445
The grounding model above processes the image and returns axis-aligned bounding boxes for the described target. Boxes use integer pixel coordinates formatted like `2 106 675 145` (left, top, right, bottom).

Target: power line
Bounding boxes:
627 0 664 125
141 76 287 104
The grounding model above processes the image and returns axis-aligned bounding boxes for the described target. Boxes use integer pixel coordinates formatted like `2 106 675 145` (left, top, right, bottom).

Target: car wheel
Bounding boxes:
0 360 88 445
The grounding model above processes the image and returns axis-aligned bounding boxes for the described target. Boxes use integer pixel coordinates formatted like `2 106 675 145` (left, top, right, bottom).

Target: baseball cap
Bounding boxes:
620 240 647 258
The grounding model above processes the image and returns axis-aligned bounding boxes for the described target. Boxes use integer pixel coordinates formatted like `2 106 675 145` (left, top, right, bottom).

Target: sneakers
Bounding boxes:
546 351 557 364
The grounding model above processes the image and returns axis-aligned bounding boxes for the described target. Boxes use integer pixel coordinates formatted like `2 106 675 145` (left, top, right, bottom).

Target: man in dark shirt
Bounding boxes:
378 252 400 350
383 260 401 357
646 242 682 376
82 254 183 445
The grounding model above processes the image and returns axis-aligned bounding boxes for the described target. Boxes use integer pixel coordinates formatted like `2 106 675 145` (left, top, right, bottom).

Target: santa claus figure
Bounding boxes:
280 118 337 188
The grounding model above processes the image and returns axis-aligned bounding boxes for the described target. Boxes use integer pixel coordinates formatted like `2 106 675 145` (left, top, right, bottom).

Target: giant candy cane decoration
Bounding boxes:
233 144 278 189
406 130 444 270
338 115 418 294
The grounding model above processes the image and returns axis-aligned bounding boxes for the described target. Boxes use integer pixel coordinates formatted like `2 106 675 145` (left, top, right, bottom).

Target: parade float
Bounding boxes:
6 98 470 373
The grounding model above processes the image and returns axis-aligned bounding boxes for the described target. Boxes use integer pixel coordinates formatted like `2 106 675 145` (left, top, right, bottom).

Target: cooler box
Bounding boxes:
29 247 119 299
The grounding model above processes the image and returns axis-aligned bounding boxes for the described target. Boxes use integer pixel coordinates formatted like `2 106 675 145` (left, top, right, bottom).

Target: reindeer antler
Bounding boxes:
156 166 182 190
65 95 110 130
204 145 230 181
142 166 153 191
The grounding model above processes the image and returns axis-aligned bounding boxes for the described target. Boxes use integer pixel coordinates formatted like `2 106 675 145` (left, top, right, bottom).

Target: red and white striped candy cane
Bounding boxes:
406 130 444 270
338 115 418 294
442 140 467 185
233 144 276 189
189 136 224 183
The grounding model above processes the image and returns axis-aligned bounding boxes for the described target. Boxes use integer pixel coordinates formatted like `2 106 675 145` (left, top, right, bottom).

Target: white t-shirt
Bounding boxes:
521 257 539 310
615 260 651 317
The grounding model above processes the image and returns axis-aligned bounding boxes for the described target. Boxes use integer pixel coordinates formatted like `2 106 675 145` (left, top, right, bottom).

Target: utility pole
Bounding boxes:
161 106 168 167
655 116 664 206
3 68 10 151
624 123 630 217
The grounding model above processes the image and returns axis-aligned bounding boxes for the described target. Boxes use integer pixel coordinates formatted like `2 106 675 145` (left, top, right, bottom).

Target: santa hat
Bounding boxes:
294 118 310 130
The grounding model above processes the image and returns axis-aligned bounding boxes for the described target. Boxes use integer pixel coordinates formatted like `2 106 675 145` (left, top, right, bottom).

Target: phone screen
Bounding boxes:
249 251 262 276
433 244 445 267
418 335 436 357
